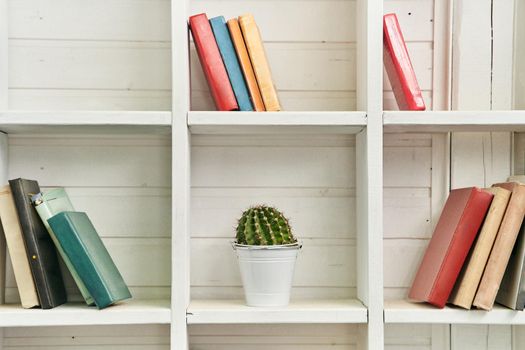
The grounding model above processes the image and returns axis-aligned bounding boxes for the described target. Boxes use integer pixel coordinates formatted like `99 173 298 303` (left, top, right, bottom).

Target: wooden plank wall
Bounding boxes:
7 0 171 111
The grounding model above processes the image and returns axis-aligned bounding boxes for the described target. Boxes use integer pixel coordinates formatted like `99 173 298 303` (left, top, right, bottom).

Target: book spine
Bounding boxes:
9 179 67 309
449 187 511 309
189 13 238 111
474 184 525 310
383 13 426 111
227 18 266 111
0 186 39 308
428 189 493 308
238 13 281 111
210 16 253 111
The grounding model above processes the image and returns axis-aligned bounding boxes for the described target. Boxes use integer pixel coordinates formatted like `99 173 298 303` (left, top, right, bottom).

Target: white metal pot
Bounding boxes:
232 242 302 307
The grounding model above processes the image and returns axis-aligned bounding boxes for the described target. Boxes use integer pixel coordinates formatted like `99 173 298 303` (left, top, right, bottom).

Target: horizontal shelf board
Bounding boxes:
188 111 367 135
0 111 172 134
385 300 525 325
0 299 171 327
187 299 367 324
384 111 525 132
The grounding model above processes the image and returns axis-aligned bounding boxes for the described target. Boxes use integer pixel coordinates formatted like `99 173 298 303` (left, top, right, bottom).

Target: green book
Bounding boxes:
32 189 95 306
48 211 132 309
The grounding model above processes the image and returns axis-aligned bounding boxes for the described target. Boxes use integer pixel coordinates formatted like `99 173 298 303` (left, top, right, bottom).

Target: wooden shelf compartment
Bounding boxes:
187 299 367 324
385 300 525 325
0 111 172 134
0 299 171 327
384 111 525 132
188 111 367 135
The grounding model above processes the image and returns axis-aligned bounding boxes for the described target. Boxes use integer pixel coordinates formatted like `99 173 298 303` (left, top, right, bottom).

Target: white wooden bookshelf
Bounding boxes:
187 299 367 324
384 111 525 132
0 0 523 349
188 111 367 134
385 300 525 325
0 111 172 134
0 299 171 327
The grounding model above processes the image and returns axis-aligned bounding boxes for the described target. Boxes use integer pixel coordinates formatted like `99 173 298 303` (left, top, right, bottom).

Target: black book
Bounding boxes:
9 178 67 309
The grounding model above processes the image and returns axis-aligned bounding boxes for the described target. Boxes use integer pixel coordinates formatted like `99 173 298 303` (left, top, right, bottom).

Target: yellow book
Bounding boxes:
238 14 281 111
448 187 511 309
473 183 525 310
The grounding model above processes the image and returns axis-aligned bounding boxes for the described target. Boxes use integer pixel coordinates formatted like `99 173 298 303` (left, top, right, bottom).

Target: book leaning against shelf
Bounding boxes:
408 179 525 311
0 179 131 309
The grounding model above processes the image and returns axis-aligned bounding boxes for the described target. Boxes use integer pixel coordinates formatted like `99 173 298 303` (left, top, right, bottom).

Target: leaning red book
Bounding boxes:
408 187 493 308
383 13 426 111
189 13 238 111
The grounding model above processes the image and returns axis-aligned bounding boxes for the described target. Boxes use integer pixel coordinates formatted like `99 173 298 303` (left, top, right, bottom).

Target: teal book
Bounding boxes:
48 212 132 309
32 189 95 306
210 16 253 111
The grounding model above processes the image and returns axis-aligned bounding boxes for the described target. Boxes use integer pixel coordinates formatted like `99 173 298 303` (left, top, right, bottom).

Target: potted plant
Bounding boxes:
232 205 301 307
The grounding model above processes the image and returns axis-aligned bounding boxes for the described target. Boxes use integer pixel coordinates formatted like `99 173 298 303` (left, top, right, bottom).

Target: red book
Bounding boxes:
383 13 426 111
408 187 494 308
189 13 238 111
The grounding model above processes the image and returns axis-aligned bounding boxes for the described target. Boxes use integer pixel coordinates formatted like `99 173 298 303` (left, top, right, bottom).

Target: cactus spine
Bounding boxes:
236 205 296 245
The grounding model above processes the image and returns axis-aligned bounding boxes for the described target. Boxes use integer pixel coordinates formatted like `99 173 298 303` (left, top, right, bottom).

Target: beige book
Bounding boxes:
238 13 281 111
449 187 511 309
473 183 525 310
0 185 39 308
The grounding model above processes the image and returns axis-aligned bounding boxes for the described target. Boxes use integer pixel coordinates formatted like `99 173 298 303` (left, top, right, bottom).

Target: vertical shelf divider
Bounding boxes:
356 0 383 348
0 0 7 311
172 0 191 349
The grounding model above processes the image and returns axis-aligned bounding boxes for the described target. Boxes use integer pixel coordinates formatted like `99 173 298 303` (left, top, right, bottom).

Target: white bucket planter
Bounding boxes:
232 243 301 307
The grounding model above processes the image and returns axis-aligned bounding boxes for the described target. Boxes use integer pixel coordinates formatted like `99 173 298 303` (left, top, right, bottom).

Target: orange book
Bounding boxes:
238 14 281 111
227 18 265 112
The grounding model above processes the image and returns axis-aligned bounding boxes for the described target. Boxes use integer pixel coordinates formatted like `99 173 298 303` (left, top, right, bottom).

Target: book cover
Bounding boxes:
408 187 493 308
32 189 95 306
210 16 253 111
227 18 265 111
238 13 281 111
189 13 238 111
48 212 132 309
0 185 39 308
449 187 511 309
383 13 426 111
496 221 525 310
474 183 525 310
9 178 67 309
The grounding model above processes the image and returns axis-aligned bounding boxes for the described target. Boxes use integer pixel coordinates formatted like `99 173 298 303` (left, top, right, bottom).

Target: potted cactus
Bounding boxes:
233 205 301 307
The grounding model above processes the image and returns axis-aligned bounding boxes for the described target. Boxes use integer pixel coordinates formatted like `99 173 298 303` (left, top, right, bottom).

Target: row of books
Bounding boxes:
0 179 131 310
189 13 280 112
409 179 525 310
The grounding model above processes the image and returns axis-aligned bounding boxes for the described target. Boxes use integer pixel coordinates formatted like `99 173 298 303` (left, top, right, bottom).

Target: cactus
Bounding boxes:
236 205 296 245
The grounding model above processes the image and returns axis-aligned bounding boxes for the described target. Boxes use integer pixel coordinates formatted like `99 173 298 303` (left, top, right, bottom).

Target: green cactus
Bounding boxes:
236 205 296 245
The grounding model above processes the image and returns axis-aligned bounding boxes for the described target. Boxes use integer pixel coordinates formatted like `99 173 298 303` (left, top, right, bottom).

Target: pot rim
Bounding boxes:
232 241 302 250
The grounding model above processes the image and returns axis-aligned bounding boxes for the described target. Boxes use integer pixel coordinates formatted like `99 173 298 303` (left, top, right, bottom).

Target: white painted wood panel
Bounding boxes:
2 324 169 349
189 324 357 350
514 0 525 109
9 40 170 91
9 89 172 111
9 0 171 42
8 135 171 188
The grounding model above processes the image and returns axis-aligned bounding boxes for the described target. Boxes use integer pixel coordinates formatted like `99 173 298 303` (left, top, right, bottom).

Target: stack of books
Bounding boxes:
409 181 525 310
189 13 279 112
0 179 131 310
